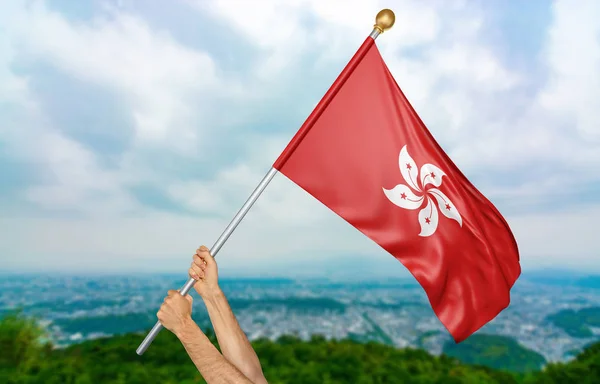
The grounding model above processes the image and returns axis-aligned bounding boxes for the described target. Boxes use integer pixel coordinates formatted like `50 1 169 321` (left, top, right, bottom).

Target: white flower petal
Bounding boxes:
428 188 462 227
418 196 439 237
383 184 424 210
399 145 420 192
420 163 446 189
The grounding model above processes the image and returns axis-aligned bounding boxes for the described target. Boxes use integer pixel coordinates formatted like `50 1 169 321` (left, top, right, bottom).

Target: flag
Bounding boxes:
273 37 521 342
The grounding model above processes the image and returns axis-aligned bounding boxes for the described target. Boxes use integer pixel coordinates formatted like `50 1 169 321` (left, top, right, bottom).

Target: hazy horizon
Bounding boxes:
1 262 597 280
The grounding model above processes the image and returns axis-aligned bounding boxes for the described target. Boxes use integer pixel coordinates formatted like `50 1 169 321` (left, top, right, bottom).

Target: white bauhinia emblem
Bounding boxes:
382 145 462 237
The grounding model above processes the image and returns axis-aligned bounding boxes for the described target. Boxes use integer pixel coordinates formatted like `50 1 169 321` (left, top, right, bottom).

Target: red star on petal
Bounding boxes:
400 192 407 199
406 163 412 170
445 204 451 210
425 217 431 224
430 172 435 178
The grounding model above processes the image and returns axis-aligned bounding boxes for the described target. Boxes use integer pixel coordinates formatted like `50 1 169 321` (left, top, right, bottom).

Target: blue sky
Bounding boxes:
0 0 598 277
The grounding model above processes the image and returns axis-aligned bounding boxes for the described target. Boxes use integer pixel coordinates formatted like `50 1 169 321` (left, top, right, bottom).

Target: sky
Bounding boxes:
0 0 598 278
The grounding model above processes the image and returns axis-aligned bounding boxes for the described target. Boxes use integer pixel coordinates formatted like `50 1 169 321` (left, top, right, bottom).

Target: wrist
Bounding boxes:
175 316 197 340
200 286 223 302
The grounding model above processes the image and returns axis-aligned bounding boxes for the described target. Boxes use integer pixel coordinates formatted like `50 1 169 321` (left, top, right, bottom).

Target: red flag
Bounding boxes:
273 37 521 342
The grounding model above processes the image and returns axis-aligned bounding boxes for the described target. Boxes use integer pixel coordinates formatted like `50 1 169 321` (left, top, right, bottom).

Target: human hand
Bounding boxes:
189 245 221 299
157 290 194 336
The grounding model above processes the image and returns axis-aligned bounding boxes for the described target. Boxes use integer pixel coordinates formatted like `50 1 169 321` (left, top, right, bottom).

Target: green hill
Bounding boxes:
2 311 600 383
546 307 600 338
443 334 546 372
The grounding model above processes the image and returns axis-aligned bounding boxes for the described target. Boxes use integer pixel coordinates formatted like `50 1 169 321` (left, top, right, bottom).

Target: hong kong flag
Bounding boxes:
273 37 521 342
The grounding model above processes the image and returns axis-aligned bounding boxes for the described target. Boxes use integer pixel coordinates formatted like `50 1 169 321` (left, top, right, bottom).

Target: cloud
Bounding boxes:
0 0 598 274
0 0 246 215
8 1 229 149
460 0 599 173
538 0 600 142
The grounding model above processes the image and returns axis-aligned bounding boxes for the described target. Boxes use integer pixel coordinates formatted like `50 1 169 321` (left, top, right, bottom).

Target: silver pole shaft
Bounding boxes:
137 26 383 356
136 167 278 355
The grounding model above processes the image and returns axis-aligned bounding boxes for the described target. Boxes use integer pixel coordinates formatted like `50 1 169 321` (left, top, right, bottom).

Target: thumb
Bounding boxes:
185 294 193 304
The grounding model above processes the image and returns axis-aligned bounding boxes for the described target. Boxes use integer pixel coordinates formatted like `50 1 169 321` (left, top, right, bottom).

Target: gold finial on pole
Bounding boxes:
374 9 395 34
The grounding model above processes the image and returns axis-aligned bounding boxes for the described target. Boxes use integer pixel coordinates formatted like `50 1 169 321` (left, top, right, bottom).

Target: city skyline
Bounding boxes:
1 0 598 274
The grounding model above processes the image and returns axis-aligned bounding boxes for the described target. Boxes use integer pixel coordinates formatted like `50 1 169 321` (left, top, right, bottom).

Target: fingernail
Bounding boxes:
200 245 208 251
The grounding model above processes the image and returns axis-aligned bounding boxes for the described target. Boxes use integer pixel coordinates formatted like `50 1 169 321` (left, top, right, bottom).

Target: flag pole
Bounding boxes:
136 8 396 356
136 167 278 355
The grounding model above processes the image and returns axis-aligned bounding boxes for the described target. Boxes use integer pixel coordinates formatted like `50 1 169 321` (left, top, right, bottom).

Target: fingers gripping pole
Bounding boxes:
136 168 278 355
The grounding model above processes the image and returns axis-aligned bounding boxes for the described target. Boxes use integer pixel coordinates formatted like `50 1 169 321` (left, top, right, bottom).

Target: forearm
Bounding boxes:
203 289 266 383
176 319 254 384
